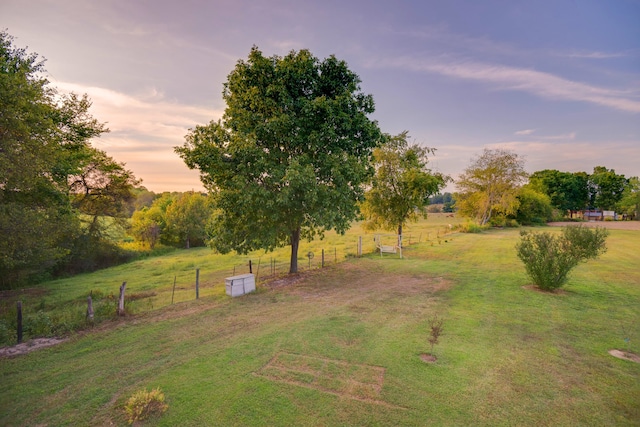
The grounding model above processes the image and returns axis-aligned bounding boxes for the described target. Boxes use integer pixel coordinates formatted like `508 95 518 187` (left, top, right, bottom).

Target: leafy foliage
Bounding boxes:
361 132 449 238
529 169 589 217
589 166 628 211
0 31 138 287
130 192 213 249
176 47 382 272
427 314 444 354
616 176 640 219
164 192 213 248
516 225 609 291
455 149 528 225
514 186 553 225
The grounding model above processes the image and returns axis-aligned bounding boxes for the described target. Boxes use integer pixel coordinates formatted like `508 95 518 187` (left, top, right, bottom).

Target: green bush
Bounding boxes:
124 387 168 424
516 225 609 291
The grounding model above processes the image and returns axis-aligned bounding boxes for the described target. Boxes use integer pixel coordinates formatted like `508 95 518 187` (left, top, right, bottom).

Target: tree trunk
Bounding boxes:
289 227 300 274
397 224 403 247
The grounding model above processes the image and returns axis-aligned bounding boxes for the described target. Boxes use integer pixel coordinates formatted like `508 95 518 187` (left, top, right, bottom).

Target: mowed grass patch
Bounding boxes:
1 260 457 426
1 220 638 425
402 227 640 425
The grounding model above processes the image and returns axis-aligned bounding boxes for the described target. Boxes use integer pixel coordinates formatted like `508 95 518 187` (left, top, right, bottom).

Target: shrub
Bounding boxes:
124 387 168 424
427 314 444 355
516 225 608 291
456 221 488 233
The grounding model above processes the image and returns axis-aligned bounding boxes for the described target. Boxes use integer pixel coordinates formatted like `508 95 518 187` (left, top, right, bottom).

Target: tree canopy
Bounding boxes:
361 131 448 239
529 167 634 218
617 176 640 219
588 166 627 211
176 47 382 273
529 169 589 217
455 148 528 225
0 31 138 286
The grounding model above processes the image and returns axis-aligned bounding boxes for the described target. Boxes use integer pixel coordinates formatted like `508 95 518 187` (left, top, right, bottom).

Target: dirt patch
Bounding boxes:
522 285 569 295
608 349 640 363
262 273 305 289
548 221 640 231
420 353 437 363
0 337 67 358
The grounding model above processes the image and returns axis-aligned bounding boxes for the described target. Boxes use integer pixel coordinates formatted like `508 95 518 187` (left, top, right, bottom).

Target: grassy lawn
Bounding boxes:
1 216 639 426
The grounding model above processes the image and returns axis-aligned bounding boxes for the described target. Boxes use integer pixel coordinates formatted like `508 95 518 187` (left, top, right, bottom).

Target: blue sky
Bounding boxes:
3 0 639 192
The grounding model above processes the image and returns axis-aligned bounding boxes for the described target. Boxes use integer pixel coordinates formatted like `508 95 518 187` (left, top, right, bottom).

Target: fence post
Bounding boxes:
358 236 362 257
17 301 23 344
195 269 200 300
86 296 94 321
249 260 253 274
117 282 126 316
322 249 325 268
171 276 176 304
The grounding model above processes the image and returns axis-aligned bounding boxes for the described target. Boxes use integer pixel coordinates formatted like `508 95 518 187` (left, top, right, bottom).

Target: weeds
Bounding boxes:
124 387 168 424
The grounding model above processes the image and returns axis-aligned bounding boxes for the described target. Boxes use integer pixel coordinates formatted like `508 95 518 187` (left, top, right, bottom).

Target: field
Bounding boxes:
1 215 639 426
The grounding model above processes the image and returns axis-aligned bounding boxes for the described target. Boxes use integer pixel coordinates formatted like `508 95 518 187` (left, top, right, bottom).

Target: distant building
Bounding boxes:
582 209 618 221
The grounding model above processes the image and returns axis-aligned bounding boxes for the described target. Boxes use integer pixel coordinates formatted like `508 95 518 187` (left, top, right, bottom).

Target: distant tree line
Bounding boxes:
428 193 455 212
452 149 639 226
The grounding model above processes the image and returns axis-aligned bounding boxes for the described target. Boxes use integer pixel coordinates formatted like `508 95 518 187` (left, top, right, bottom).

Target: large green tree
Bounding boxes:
0 31 136 285
529 169 589 217
68 146 139 238
361 131 448 240
455 148 528 225
588 166 627 211
176 47 382 273
164 192 214 248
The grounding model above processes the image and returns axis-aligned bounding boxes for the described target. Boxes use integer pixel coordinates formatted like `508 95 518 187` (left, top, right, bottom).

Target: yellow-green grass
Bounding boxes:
1 217 639 426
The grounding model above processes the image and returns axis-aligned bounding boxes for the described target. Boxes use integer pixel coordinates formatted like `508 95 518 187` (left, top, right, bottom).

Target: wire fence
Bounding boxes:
3 228 456 346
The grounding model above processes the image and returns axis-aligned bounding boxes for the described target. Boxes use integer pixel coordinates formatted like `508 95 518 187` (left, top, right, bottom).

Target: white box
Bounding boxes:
225 273 256 297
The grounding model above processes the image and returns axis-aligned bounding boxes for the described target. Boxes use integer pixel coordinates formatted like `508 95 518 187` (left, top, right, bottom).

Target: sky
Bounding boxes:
2 0 639 193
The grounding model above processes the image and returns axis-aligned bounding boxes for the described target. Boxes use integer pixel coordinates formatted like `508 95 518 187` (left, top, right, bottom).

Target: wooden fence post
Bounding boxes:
17 301 23 344
117 282 127 316
195 269 200 300
86 296 94 321
322 249 325 268
171 276 176 304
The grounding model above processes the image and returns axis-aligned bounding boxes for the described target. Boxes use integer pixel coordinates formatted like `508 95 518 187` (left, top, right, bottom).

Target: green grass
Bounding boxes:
1 216 639 426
